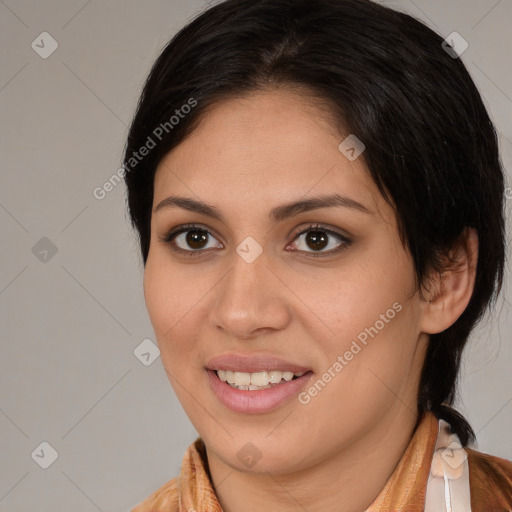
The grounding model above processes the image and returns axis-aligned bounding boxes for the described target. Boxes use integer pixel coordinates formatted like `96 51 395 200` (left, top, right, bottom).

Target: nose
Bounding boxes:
208 249 291 340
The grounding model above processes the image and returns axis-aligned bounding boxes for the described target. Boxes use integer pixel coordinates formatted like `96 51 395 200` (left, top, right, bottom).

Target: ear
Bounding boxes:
420 228 479 335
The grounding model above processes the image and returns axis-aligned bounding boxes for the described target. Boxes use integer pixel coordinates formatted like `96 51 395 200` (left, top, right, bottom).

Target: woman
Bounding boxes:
124 0 512 510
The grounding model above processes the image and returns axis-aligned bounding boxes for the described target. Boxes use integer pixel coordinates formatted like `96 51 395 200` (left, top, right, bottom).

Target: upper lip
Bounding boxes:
206 353 312 373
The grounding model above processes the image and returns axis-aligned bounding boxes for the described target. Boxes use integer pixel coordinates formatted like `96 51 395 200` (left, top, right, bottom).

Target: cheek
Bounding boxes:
289 253 414 350
298 310 420 442
294 251 420 407
308 291 421 414
143 256 205 359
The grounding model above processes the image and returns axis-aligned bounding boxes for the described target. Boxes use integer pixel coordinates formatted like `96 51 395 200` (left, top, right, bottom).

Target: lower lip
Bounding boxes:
207 369 313 414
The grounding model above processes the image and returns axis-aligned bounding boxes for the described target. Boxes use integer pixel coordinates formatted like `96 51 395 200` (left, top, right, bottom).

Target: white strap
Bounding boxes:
424 419 472 512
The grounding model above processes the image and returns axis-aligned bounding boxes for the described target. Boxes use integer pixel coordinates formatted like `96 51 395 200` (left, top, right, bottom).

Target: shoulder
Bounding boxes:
466 447 512 510
130 477 180 512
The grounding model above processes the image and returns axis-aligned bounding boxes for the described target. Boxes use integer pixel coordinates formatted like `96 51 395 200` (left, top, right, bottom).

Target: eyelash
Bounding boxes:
158 223 352 258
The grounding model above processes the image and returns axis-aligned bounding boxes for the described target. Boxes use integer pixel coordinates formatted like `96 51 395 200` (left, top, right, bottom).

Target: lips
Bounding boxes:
205 353 314 414
205 353 311 374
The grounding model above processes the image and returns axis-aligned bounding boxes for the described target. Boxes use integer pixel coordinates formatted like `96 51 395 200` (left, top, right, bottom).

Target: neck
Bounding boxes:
206 406 422 512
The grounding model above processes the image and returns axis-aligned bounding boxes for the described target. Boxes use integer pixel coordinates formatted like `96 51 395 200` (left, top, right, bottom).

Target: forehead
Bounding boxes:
153 88 387 220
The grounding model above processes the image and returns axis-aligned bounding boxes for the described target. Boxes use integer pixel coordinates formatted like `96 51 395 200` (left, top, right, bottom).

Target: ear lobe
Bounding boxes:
420 228 479 335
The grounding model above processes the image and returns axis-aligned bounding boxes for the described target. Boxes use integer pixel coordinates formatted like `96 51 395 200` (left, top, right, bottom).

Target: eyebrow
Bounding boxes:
154 193 373 221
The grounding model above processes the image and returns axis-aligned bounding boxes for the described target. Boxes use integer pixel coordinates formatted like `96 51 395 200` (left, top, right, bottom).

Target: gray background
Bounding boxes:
0 0 511 510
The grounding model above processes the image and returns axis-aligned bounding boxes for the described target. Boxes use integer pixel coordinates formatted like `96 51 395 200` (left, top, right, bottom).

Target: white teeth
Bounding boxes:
234 371 251 386
215 369 307 389
268 370 282 383
250 371 269 386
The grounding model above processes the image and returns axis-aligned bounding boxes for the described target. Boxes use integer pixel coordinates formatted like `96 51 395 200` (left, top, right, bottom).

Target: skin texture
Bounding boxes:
143 87 478 512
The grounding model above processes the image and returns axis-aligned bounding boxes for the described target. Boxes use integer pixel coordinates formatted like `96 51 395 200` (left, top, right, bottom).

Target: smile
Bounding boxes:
207 368 313 414
216 369 306 390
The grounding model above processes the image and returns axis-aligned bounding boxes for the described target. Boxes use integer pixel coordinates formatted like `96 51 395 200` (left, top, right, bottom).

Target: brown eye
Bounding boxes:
290 224 351 257
160 224 223 254
185 229 209 249
304 230 329 251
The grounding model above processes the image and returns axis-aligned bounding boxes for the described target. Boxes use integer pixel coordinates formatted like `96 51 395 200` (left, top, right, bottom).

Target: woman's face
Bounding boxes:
144 88 430 473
